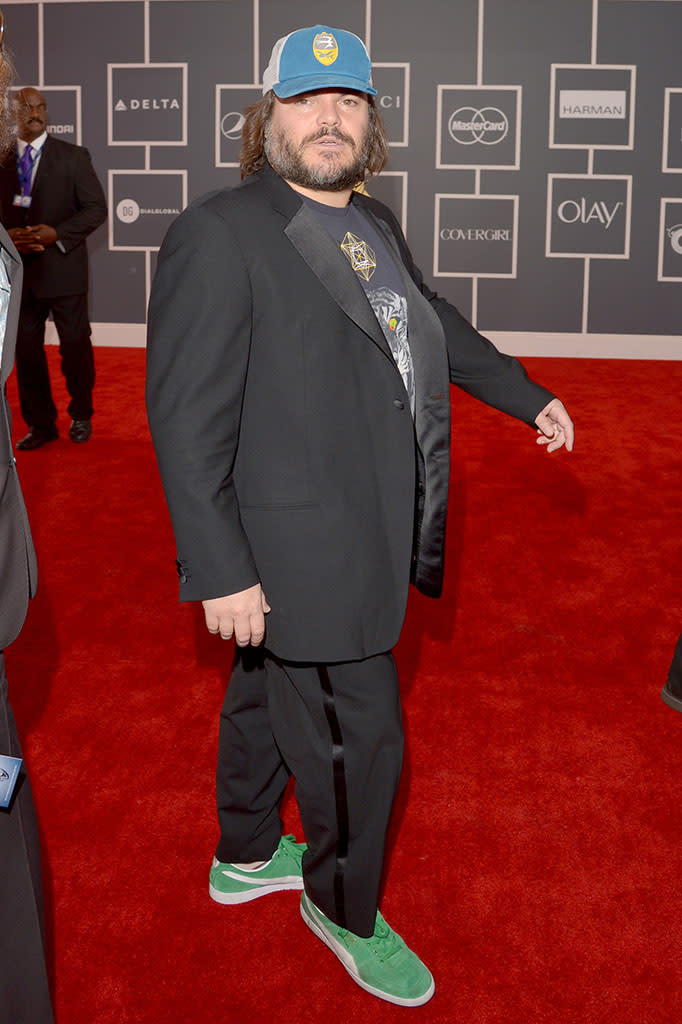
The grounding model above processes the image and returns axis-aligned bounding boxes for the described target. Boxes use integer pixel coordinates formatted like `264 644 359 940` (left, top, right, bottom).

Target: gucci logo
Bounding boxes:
447 106 508 145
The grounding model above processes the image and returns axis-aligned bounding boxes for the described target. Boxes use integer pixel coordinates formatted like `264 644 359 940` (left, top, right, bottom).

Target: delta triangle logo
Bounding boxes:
115 99 127 111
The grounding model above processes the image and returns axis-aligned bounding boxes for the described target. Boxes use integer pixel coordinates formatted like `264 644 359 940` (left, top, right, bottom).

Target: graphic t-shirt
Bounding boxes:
302 194 415 416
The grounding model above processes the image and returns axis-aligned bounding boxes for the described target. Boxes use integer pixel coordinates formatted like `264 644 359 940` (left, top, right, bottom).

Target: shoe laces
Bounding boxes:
364 913 403 962
279 834 305 861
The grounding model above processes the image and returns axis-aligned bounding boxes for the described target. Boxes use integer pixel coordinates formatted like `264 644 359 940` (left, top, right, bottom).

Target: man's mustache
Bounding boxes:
302 127 355 149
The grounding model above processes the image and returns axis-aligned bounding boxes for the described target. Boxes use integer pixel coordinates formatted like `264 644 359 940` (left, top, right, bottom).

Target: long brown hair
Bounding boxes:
239 91 390 181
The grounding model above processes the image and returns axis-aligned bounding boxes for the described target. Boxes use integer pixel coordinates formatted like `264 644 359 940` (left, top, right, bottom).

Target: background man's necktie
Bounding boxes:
19 145 35 192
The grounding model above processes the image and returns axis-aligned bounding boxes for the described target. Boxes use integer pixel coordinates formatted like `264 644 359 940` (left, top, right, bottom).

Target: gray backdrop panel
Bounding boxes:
4 0 681 339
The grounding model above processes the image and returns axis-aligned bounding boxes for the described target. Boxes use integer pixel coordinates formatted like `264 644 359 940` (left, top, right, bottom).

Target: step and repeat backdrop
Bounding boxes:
5 0 682 354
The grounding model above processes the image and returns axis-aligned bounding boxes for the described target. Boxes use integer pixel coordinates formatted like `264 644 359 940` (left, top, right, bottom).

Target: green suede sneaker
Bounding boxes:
209 834 306 905
300 891 435 1007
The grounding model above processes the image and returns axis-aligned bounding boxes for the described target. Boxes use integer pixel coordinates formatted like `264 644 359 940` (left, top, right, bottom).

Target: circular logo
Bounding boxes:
448 107 508 146
116 198 140 224
313 31 338 66
667 224 682 256
221 111 245 140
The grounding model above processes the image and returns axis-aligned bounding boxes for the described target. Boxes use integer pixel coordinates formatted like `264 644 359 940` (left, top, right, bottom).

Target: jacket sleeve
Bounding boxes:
373 201 554 426
145 200 260 602
53 146 107 253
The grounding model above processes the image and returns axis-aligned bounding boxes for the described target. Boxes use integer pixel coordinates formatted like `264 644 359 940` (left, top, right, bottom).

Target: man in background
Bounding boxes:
0 85 106 449
0 10 54 1022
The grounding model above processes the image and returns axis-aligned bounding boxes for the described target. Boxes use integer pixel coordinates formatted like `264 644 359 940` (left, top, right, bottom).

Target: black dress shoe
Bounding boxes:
661 632 682 711
661 682 682 712
15 427 59 451
68 419 92 443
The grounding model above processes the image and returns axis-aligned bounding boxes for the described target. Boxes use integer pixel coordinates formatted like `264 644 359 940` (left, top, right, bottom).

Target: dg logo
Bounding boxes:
667 224 682 256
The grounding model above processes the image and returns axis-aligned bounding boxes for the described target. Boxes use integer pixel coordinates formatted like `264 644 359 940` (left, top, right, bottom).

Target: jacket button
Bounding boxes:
393 399 404 410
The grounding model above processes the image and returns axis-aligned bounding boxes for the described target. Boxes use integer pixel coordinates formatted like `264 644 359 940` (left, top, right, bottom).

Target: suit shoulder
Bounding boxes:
162 176 272 243
45 136 88 156
355 192 403 234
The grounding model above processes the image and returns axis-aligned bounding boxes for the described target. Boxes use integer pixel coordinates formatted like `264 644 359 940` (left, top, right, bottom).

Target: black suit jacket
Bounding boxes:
0 225 37 649
146 166 553 663
0 136 107 298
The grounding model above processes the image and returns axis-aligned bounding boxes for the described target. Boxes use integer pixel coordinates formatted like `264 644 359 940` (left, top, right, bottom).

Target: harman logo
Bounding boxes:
557 198 623 229
48 124 74 135
313 31 338 66
448 107 508 145
116 198 180 224
114 97 180 111
221 112 245 141
559 90 626 119
440 227 511 241
667 224 682 255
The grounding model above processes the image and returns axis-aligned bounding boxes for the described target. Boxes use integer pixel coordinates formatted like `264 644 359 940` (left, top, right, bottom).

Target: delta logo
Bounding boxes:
114 97 180 112
313 31 338 66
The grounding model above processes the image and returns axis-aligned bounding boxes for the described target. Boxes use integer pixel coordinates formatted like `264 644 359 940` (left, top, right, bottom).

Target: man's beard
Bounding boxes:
264 124 371 192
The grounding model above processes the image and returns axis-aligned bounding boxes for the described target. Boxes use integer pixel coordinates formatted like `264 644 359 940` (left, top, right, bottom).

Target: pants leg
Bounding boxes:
50 293 95 422
0 655 54 1024
215 646 291 863
265 652 404 938
15 293 56 432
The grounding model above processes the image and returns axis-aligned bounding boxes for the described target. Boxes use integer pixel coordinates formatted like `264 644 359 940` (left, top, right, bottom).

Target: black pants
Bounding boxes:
16 290 95 430
216 647 404 937
0 655 53 1024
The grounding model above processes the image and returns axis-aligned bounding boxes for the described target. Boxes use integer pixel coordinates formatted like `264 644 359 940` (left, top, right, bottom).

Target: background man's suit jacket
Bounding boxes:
0 135 107 299
146 166 553 664
0 226 37 646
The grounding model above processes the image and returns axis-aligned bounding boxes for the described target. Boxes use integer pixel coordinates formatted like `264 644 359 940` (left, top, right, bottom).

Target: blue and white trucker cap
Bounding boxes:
262 25 377 98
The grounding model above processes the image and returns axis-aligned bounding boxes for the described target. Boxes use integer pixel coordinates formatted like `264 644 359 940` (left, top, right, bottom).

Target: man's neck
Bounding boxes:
19 130 47 148
285 179 351 209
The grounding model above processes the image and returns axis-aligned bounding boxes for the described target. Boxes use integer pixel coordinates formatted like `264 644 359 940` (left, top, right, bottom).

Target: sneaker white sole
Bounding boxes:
300 893 435 1008
210 876 304 905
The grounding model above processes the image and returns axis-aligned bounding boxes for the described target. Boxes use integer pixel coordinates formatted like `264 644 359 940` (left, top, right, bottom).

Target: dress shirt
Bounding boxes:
17 131 47 192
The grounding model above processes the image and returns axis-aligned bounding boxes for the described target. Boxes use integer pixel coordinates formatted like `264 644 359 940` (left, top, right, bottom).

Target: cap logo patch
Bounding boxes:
313 31 338 66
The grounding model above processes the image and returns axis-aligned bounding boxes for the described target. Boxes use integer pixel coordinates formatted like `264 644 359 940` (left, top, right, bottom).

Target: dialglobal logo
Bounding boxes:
114 97 180 111
448 107 508 145
557 198 623 229
559 90 626 119
116 199 180 224
440 227 511 241
667 224 682 255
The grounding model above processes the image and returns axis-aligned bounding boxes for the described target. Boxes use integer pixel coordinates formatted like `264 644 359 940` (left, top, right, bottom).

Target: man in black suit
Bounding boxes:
146 25 574 1007
0 12 54 1021
0 86 106 449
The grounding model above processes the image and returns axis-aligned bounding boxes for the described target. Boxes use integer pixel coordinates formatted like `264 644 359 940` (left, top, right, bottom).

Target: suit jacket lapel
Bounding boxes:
0 226 22 386
284 203 395 363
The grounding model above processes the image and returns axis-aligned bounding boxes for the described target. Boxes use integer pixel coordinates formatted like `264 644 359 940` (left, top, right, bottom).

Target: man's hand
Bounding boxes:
202 584 271 647
7 224 57 253
535 398 574 454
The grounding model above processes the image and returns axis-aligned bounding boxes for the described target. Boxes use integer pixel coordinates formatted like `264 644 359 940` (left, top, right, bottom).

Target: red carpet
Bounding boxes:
6 348 682 1023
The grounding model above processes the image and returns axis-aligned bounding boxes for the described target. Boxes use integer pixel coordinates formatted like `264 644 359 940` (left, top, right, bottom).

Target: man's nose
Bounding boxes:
316 98 340 126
